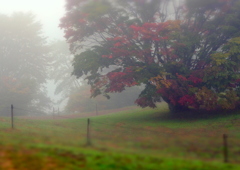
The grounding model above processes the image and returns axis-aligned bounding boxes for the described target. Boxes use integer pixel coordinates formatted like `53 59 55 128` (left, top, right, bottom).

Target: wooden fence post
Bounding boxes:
52 107 55 119
11 104 14 129
87 118 91 146
96 103 98 116
223 134 228 163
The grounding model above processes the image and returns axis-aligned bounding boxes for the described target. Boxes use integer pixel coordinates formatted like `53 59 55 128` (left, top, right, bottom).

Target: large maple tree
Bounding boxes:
60 0 240 113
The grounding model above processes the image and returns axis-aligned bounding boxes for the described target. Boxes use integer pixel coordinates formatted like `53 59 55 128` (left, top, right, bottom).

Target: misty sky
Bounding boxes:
0 0 66 40
0 0 68 106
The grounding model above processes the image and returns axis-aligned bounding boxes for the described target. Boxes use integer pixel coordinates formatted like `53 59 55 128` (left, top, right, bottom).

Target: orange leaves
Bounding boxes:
150 75 172 89
102 55 113 59
176 73 187 81
195 87 218 110
218 90 239 109
166 20 181 30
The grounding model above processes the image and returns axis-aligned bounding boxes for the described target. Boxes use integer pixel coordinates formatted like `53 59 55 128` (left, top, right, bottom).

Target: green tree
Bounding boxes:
60 0 240 113
0 12 51 115
49 41 143 113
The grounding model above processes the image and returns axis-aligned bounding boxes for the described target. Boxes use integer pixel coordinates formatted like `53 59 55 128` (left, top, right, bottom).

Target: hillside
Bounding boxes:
0 104 240 169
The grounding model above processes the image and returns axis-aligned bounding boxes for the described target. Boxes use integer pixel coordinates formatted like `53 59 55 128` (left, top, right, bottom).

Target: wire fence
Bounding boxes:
1 105 240 163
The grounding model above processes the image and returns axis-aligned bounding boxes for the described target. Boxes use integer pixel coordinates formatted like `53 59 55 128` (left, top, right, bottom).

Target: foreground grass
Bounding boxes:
1 144 240 170
0 104 240 169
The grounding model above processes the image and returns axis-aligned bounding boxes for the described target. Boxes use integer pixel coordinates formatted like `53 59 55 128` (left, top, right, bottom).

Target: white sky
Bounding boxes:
0 0 66 41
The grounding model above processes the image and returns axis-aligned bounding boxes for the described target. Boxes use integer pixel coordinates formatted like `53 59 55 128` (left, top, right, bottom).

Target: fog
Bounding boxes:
0 0 146 116
0 0 171 115
0 0 65 40
0 1 239 169
0 0 67 114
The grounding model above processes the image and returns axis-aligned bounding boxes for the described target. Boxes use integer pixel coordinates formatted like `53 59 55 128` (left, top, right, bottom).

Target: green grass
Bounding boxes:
89 103 240 128
1 103 240 169
1 144 239 170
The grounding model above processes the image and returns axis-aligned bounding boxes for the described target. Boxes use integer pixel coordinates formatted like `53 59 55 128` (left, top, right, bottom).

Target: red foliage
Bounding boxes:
178 95 198 108
102 55 113 59
157 81 181 106
108 72 127 79
176 73 187 81
130 22 170 41
61 0 240 111
106 72 137 93
188 75 203 84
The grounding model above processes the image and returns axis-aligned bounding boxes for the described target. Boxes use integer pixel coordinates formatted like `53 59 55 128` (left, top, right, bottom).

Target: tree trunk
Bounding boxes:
162 96 190 113
168 102 190 113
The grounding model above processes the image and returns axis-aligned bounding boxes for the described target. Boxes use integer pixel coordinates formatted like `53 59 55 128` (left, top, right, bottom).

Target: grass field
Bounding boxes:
1 103 240 169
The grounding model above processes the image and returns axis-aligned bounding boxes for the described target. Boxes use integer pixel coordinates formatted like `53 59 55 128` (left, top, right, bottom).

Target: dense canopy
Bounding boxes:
61 0 240 113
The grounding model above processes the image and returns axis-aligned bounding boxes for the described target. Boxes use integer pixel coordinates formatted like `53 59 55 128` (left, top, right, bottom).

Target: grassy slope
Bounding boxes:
0 103 240 169
89 103 240 128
